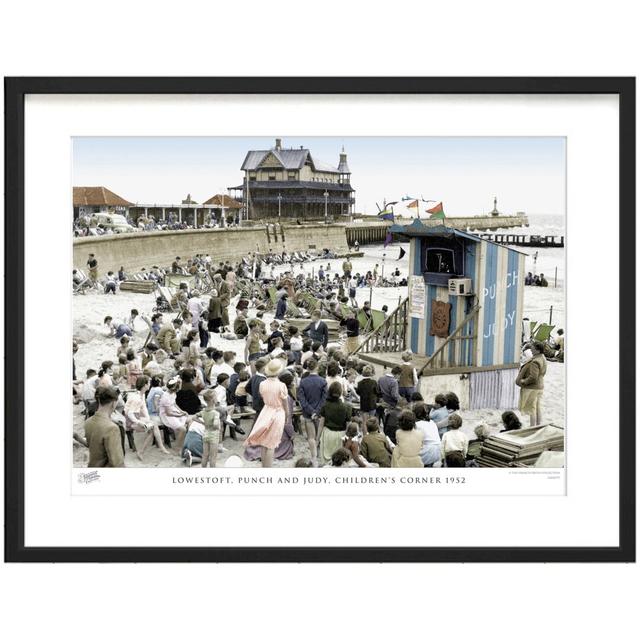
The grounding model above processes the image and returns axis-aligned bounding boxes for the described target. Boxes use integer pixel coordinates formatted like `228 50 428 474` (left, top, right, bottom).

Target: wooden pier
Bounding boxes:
478 233 564 248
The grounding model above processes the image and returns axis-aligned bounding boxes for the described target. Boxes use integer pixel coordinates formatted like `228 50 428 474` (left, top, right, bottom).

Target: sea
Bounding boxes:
371 213 566 286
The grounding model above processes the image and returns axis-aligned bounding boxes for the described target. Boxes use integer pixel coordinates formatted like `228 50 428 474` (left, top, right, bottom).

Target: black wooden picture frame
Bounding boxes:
4 77 636 562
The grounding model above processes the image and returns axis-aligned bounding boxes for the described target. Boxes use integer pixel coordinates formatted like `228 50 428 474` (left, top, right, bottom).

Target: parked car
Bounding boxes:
95 213 136 233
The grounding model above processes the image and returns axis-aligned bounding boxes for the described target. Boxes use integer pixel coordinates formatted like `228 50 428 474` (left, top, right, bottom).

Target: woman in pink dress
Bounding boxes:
244 358 290 467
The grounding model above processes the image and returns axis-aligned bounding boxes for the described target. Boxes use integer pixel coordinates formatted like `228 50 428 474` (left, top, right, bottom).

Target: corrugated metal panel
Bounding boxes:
469 368 519 410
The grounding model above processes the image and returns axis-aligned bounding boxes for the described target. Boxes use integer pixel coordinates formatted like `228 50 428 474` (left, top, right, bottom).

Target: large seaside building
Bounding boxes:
230 138 355 222
73 186 132 219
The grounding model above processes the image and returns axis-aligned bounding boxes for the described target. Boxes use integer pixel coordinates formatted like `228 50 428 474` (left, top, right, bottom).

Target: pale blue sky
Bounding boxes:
72 136 565 217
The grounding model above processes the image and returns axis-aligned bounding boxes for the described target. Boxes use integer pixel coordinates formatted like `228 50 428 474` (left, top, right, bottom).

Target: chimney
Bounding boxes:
275 138 282 150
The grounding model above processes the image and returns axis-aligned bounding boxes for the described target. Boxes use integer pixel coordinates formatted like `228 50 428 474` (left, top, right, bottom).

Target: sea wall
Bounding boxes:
73 223 350 273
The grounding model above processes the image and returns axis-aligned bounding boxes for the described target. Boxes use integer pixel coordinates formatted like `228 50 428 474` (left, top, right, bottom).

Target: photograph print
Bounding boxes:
72 135 566 476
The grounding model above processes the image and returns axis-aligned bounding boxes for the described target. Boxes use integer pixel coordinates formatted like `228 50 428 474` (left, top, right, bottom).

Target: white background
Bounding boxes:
25 94 601 546
1 2 638 640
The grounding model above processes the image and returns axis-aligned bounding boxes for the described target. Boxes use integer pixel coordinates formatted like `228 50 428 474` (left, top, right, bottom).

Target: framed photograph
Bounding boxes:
4 77 635 562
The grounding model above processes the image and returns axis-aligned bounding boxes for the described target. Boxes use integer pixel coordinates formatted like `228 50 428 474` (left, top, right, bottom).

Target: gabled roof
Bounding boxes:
389 219 528 254
73 186 132 207
241 148 339 173
202 194 243 208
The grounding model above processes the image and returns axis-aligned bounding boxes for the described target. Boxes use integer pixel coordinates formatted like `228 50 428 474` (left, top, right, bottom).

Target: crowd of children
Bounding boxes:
74 250 527 469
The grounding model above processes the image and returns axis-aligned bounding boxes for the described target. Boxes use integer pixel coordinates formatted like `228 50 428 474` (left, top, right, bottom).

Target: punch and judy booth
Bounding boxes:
357 220 526 409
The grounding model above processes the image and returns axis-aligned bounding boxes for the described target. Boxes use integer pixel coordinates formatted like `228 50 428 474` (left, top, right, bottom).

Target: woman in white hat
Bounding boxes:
244 358 290 467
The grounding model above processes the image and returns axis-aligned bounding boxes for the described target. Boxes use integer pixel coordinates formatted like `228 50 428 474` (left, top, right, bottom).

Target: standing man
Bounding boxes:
340 309 360 354
275 293 288 320
84 386 125 467
303 310 329 348
515 340 547 426
87 253 98 283
378 366 402 408
187 291 205 330
214 273 231 331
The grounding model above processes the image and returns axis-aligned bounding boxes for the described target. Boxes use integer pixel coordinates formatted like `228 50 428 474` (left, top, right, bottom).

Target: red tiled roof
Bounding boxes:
202 194 243 209
73 186 133 207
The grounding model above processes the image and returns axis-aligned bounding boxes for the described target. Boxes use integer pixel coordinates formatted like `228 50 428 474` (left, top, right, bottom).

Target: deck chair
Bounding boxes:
267 286 278 308
340 303 353 318
138 314 159 349
73 269 93 294
369 309 386 331
302 291 320 313
156 285 179 311
285 298 309 319
532 323 555 343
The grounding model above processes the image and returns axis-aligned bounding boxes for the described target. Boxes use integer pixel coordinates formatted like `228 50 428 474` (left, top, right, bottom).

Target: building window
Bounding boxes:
288 172 296 180
249 173 256 181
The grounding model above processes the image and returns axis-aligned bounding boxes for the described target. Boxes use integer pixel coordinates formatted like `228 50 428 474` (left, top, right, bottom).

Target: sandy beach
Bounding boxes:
73 241 565 468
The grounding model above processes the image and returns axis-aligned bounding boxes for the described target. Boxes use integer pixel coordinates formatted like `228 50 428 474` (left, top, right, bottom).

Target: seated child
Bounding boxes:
441 414 468 466
234 370 252 412
329 447 352 467
344 369 360 405
288 326 303 363
113 354 128 384
383 397 408 445
429 393 449 435
360 417 393 467
117 336 131 360
341 422 368 467
270 336 285 358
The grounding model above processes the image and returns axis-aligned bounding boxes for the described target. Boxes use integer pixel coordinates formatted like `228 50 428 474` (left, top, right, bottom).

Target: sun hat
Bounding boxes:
264 358 285 377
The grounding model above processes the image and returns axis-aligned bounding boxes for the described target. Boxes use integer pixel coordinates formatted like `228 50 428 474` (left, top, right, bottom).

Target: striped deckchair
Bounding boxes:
73 269 93 294
267 286 278 308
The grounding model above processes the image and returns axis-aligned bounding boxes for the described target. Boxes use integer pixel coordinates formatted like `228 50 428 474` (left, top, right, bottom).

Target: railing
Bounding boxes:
352 298 409 355
418 304 480 376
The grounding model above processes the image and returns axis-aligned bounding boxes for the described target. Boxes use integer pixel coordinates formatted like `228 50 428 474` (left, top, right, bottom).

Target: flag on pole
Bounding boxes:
406 199 419 209
384 231 393 247
397 247 406 260
378 209 394 221
427 202 445 219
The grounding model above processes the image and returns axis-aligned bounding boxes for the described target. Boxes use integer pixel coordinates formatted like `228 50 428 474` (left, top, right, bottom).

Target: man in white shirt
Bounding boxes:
123 309 139 333
187 292 205 330
81 369 99 416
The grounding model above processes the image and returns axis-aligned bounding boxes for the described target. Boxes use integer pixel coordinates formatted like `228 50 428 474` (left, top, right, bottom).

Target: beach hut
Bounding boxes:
358 220 527 409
